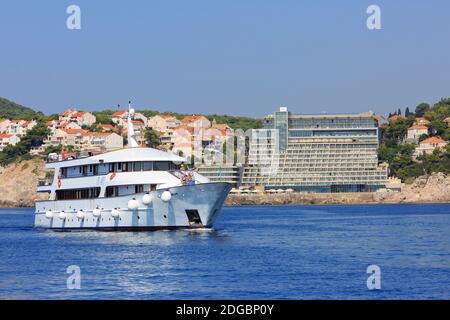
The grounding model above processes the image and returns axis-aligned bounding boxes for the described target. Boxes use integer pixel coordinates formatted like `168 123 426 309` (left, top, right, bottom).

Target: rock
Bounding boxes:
0 159 48 208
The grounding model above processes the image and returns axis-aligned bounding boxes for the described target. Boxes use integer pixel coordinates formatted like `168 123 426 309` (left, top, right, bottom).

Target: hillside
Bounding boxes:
0 97 38 120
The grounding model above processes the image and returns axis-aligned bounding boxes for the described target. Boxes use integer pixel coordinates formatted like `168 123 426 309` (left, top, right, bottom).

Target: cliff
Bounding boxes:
0 158 48 207
0 159 449 207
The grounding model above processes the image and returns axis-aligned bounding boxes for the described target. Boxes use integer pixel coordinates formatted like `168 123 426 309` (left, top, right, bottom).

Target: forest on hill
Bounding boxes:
0 97 42 120
379 98 450 182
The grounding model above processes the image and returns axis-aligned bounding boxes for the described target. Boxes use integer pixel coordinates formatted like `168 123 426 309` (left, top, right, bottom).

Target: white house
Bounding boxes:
88 132 123 151
70 111 96 127
0 119 11 133
407 125 429 142
414 137 448 157
0 134 20 151
15 120 36 136
148 114 180 133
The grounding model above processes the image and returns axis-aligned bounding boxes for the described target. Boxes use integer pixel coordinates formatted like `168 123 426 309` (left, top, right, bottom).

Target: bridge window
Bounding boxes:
143 161 153 171
134 161 142 171
154 161 170 171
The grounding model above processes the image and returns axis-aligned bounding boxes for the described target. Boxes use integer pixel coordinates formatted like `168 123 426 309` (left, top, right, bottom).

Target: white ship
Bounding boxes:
34 103 231 231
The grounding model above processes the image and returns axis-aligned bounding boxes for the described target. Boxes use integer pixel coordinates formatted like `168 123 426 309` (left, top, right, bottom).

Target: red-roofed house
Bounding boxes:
6 120 26 136
59 109 77 121
181 115 211 129
70 111 96 127
388 114 405 122
414 137 448 156
47 120 81 132
97 124 115 132
407 124 429 142
14 120 36 136
0 134 20 151
414 117 430 126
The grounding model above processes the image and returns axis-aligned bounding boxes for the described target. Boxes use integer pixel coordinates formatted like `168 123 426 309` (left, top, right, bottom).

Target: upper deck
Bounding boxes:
45 147 186 170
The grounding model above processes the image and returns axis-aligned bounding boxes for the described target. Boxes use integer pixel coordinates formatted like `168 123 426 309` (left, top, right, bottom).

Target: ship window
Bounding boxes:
122 162 129 172
60 167 68 178
134 162 142 171
117 162 122 171
56 187 100 200
143 161 153 171
135 185 144 193
154 161 169 171
109 163 115 173
106 186 118 197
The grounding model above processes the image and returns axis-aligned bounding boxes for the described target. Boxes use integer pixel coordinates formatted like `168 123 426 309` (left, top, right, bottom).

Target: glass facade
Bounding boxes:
241 108 387 193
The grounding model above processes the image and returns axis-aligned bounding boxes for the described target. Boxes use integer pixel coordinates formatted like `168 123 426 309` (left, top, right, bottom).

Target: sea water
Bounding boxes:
0 204 449 299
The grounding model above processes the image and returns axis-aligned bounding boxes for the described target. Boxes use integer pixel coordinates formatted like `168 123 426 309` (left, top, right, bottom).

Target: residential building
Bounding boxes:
414 117 430 126
388 114 405 122
88 132 123 151
181 115 211 129
407 125 428 142
59 109 77 122
0 134 20 151
6 120 25 135
148 114 180 133
240 107 388 193
0 119 10 133
70 111 96 127
414 137 448 156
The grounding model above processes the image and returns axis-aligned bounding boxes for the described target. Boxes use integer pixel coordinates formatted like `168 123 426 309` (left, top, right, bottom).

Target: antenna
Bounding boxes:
127 100 139 148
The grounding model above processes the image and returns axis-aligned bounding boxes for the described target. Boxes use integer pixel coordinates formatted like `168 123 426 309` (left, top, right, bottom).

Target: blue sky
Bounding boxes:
0 0 449 116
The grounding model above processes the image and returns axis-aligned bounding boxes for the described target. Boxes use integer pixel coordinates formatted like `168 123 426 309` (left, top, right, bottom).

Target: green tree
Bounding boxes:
415 103 430 117
405 107 411 116
144 128 160 148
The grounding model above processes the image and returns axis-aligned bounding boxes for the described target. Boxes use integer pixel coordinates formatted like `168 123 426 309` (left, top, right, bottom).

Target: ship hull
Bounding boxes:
34 183 231 231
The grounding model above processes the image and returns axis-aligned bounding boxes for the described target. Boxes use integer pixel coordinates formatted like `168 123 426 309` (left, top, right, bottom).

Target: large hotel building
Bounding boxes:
198 107 388 193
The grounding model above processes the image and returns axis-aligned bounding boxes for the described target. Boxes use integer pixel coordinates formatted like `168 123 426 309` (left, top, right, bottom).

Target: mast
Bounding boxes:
127 101 139 148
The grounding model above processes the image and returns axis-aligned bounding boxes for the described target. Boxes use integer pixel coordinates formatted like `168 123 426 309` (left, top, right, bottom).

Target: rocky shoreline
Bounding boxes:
0 159 449 208
225 172 450 205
